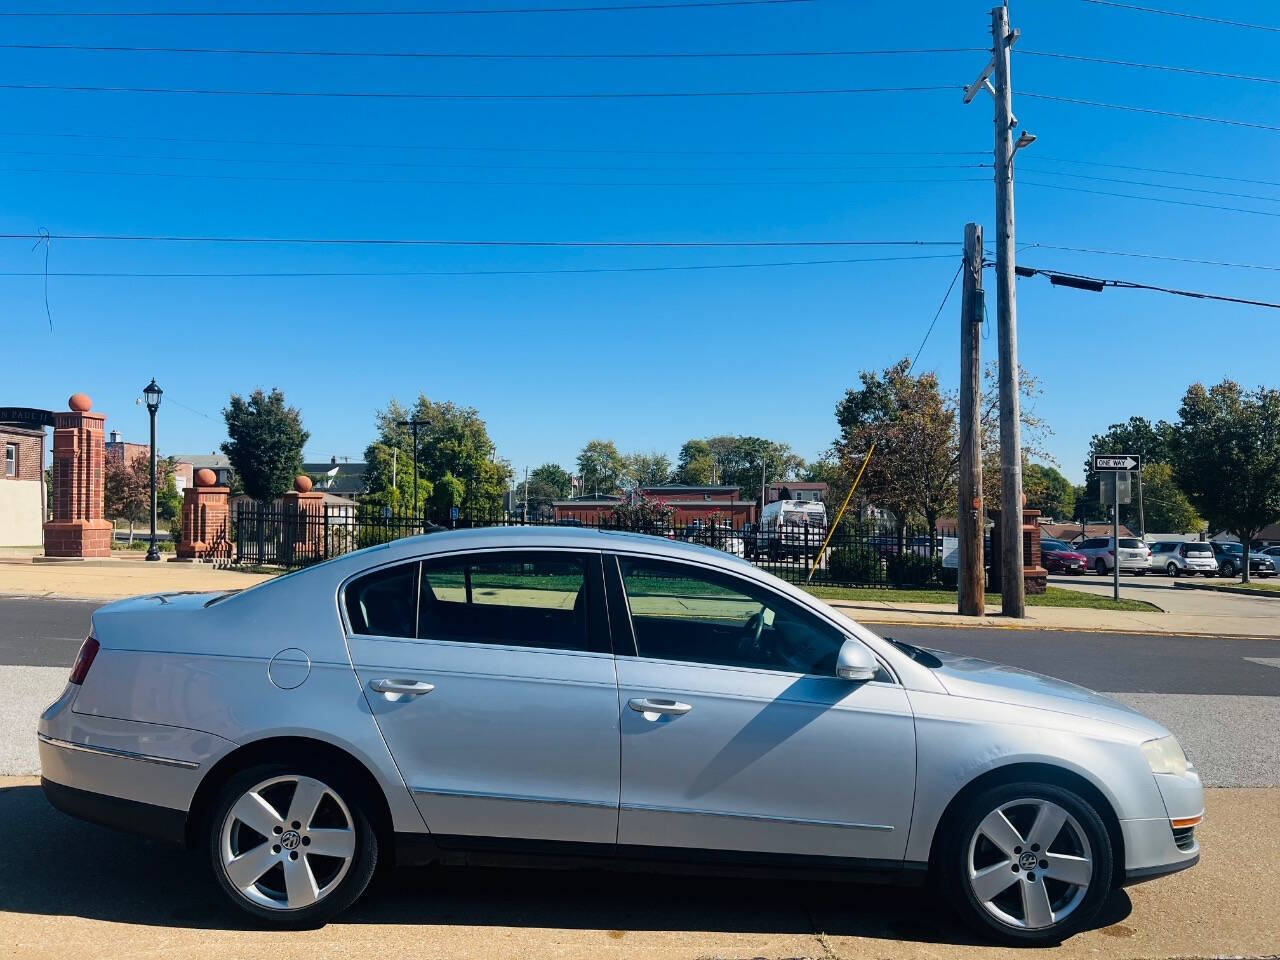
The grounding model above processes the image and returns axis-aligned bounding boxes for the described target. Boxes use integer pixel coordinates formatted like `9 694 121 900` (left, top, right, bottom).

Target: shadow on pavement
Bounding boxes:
0 784 1131 943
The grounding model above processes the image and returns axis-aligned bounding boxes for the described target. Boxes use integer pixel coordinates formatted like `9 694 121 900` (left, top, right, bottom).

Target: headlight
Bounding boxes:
1141 735 1189 776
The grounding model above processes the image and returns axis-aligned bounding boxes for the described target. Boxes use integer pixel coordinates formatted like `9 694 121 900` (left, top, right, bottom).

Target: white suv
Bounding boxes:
1075 536 1150 575
1149 540 1218 577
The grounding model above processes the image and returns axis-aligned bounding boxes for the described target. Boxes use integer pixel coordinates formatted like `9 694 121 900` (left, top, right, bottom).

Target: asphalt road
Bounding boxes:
4 596 1278 694
4 596 1278 785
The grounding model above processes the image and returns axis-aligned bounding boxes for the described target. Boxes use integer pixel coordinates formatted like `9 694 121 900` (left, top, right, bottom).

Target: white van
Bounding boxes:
756 499 828 560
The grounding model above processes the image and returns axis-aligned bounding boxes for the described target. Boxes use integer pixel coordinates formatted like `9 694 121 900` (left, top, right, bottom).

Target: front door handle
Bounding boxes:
370 678 435 697
628 697 692 717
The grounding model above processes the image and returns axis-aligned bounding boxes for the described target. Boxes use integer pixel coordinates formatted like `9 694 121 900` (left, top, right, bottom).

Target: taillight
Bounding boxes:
68 635 99 685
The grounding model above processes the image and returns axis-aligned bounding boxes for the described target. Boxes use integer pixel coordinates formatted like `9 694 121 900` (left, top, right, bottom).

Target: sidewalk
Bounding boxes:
3 558 1277 638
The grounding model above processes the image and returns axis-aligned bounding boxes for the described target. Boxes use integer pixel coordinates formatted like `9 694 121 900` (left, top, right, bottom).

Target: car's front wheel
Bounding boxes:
1094 559 1107 575
207 763 379 927
942 782 1114 945
1166 562 1179 577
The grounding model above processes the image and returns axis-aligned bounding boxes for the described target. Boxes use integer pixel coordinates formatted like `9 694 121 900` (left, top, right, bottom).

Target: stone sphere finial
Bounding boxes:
294 475 313 493
195 468 217 487
68 393 92 412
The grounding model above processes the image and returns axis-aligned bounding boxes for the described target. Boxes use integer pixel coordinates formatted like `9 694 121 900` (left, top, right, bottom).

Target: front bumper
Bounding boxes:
1120 768 1203 885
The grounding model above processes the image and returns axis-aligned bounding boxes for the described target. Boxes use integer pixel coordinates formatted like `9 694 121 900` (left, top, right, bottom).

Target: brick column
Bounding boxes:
988 505 1049 596
44 393 112 558
282 475 325 563
177 468 233 561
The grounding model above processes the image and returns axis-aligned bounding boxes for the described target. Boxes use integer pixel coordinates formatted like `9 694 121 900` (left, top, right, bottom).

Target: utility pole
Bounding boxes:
966 6 1034 617
958 223 985 616
523 466 529 523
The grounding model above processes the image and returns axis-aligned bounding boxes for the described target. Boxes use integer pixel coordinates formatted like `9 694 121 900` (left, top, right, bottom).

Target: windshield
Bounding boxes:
1118 538 1145 549
1042 540 1069 552
781 511 824 527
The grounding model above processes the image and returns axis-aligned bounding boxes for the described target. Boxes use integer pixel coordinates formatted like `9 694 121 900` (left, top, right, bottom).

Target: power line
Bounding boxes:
1021 180 1280 218
1022 92 1280 133
1016 264 1280 310
1019 167 1280 205
0 0 818 16
0 252 961 278
1031 155 1280 190
1021 243 1280 273
907 260 963 374
0 42 985 60
0 147 991 173
0 81 960 100
0 232 958 248
1021 50 1280 85
0 129 991 158
0 165 991 188
1076 0 1280 33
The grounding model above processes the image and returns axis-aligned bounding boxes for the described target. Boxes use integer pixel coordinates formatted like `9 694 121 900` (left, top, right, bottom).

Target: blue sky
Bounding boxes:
2 0 1277 485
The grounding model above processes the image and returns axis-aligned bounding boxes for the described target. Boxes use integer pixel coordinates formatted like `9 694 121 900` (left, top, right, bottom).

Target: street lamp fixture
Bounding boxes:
143 378 163 561
1012 130 1037 156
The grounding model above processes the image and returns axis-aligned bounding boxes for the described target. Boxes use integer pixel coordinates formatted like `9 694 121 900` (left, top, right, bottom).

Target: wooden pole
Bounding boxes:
959 222 985 615
991 4 1026 617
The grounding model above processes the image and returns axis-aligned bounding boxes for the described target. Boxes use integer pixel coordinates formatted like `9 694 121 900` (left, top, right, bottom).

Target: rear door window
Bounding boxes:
345 562 419 638
418 552 591 653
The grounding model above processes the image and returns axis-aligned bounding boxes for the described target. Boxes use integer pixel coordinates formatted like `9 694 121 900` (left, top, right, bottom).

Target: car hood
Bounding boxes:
1046 550 1086 561
921 647 1167 738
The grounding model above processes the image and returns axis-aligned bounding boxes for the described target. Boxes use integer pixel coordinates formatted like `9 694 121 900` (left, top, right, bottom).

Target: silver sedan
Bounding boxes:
38 527 1201 944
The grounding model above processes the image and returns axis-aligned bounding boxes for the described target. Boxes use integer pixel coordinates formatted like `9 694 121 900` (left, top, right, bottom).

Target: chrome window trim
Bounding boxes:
37 732 200 770
620 801 894 832
411 785 615 811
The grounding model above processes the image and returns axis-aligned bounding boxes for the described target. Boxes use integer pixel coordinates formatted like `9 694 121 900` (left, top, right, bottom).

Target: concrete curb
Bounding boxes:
1174 581 1280 600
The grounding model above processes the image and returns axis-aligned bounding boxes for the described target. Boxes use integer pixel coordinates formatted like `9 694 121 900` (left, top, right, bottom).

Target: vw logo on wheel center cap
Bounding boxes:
1019 851 1038 870
281 830 301 850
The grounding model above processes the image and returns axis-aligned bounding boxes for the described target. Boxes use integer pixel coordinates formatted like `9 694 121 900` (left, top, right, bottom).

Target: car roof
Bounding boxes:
337 524 755 570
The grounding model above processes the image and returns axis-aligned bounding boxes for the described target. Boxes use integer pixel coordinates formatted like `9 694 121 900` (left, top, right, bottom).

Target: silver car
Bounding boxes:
38 528 1201 944
1075 536 1151 576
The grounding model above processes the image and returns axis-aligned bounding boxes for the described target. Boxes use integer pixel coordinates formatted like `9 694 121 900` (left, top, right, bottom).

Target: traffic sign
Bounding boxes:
1099 471 1131 505
1093 454 1141 472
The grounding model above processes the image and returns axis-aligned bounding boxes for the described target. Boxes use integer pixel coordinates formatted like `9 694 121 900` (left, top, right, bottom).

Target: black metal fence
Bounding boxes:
233 501 968 589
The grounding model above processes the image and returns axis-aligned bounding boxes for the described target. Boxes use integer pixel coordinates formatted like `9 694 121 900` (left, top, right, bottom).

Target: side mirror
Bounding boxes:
836 639 879 682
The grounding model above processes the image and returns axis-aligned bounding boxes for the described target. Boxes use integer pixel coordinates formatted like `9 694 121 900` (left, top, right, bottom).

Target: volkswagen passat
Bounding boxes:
38 528 1201 944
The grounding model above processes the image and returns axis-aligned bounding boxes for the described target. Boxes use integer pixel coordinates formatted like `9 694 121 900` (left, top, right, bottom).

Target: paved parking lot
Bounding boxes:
0 779 1275 959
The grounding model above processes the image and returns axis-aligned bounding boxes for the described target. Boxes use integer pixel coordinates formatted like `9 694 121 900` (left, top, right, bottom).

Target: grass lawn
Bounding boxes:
803 584 1160 612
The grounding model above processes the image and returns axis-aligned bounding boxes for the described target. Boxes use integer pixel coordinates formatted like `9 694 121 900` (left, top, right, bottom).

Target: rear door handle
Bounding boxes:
370 678 435 697
628 697 692 717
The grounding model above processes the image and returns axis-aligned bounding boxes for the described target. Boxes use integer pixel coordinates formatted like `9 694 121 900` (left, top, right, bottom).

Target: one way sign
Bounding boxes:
1093 454 1141 471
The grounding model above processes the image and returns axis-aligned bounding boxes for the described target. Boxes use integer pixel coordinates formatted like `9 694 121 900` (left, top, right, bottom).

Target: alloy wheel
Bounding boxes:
966 798 1093 931
219 774 356 911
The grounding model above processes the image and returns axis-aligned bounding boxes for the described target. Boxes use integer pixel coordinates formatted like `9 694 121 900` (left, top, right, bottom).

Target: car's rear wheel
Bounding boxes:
942 782 1114 945
207 763 378 927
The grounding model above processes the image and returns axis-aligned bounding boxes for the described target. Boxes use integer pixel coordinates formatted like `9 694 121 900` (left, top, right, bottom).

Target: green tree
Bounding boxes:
221 388 309 501
1173 380 1280 581
1140 461 1203 534
673 436 804 500
1023 463 1075 520
834 359 957 537
104 452 151 544
1084 416 1177 527
576 440 625 495
529 462 572 498
674 439 717 485
622 450 672 489
431 471 466 517
363 394 510 518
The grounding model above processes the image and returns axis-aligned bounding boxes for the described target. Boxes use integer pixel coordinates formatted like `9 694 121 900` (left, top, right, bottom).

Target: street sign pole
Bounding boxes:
1112 467 1121 601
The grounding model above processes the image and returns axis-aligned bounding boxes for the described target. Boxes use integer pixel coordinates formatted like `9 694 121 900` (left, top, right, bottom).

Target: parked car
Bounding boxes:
1148 541 1218 577
1039 538 1088 574
1209 541 1276 578
1074 536 1151 575
40 527 1202 944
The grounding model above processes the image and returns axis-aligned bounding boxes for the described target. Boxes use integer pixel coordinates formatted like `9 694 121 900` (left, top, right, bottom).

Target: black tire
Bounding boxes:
1221 561 1236 578
1166 562 1179 578
1094 559 1107 576
207 761 379 927
940 781 1115 946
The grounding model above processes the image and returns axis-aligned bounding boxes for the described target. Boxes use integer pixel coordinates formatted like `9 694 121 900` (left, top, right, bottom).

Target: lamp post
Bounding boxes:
143 378 163 561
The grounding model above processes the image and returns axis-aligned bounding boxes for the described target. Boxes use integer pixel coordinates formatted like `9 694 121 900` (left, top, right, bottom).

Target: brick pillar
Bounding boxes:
988 505 1049 596
177 468 233 561
282 475 325 562
44 393 112 558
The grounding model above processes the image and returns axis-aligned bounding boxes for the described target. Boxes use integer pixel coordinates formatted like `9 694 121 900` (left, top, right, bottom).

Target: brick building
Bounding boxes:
104 429 150 467
1 424 47 546
552 485 758 527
